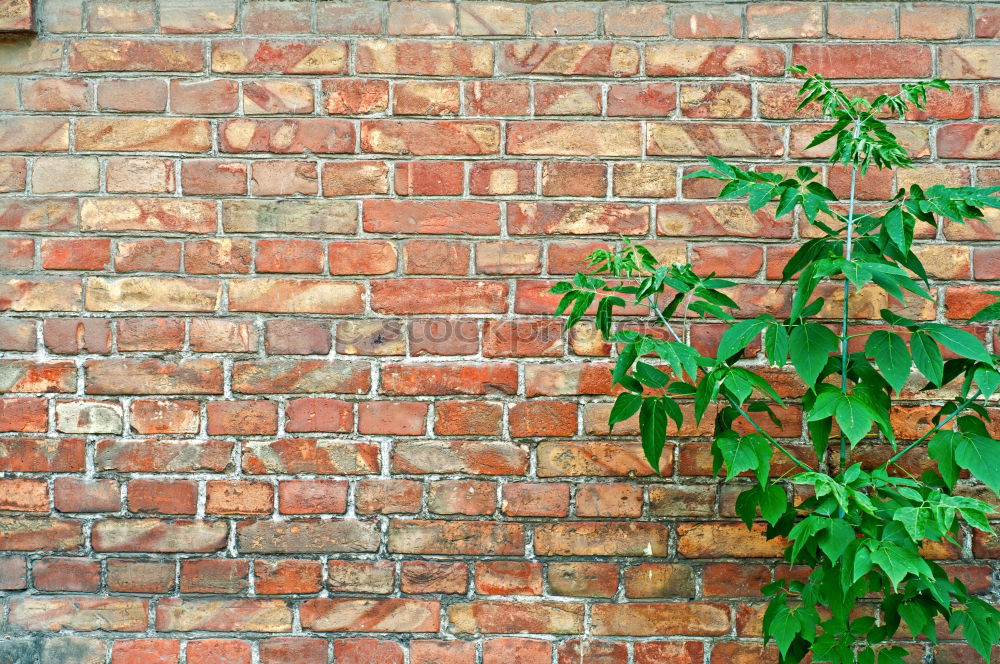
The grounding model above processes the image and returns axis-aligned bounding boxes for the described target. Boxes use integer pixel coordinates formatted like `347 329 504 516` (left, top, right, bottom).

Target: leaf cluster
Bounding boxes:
549 69 1000 663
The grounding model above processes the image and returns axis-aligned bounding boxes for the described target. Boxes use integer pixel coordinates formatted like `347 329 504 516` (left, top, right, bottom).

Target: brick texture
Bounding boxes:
0 1 998 661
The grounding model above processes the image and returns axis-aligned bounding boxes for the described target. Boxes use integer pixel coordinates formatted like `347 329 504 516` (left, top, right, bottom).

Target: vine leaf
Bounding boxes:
866 331 910 394
790 324 839 387
955 434 1000 493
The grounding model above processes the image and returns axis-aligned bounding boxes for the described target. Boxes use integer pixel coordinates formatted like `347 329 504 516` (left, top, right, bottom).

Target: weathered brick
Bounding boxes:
70 40 203 71
237 519 379 553
212 40 348 74
647 44 784 77
389 520 524 555
591 603 730 636
221 118 355 153
356 40 492 76
362 120 500 155
243 439 379 475
9 597 148 631
301 599 440 632
156 598 292 632
229 279 363 314
449 601 584 634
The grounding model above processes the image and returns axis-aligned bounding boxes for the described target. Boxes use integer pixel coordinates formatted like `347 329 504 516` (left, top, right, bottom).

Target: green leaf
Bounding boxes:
853 546 873 583
928 431 962 489
764 323 789 368
787 515 826 563
883 206 907 252
956 433 1000 493
759 484 787 525
767 605 800 657
818 518 855 563
911 332 944 387
975 366 1000 402
790 323 840 388
922 324 993 364
717 318 768 362
608 392 643 431
634 361 670 389
870 542 931 590
960 607 1000 661
836 396 873 445
639 397 668 473
716 432 771 484
866 330 910 394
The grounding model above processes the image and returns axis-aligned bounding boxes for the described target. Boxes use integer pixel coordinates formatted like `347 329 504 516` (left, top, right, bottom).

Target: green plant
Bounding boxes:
551 68 1000 663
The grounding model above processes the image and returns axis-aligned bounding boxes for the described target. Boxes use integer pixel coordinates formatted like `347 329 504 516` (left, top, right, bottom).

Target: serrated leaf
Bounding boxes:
634 361 670 389
928 431 962 489
639 397 668 473
956 434 1000 494
866 330 910 394
764 323 789 368
922 325 993 364
960 609 1000 661
911 332 944 387
608 392 643 430
718 318 768 362
836 395 874 446
716 432 771 484
790 324 840 388
760 484 787 525
818 518 854 562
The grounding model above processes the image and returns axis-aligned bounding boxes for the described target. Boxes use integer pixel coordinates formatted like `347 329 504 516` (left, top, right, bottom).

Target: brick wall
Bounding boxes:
1 1 998 662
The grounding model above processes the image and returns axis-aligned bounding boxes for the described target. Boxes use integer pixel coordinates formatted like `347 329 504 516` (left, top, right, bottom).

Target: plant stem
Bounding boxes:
882 391 981 468
838 121 863 471
645 292 812 473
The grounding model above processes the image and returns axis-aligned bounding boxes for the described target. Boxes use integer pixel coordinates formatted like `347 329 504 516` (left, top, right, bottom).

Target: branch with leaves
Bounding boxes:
550 68 1000 664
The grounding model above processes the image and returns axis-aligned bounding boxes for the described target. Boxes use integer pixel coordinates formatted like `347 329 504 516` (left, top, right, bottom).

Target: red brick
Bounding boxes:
40 238 109 271
395 161 464 196
252 160 319 196
111 639 180 664
52 478 119 513
182 160 248 195
359 401 428 435
0 556 26 590
255 560 323 594
362 120 500 155
394 81 460 115
792 44 933 79
646 44 784 77
334 640 403 664
190 319 258 353
466 81 531 116
356 40 492 77
180 559 249 594
548 562 619 597
243 1 311 33
427 480 497 515
576 484 644 518
115 239 182 273
323 79 389 114
0 398 46 432
435 401 502 436
0 478 48 512
117 318 185 351
401 561 468 594
827 4 897 39
483 639 551 664
901 3 969 39
501 482 570 517
542 162 606 197
97 78 167 112
412 641 476 664
220 118 354 154
328 560 395 593
476 560 542 595
206 480 274 515
22 78 90 111
212 40 348 74
128 479 197 515
187 640 252 664
509 402 577 437
747 3 822 38
278 480 348 515
388 1 456 35
259 638 328 664
171 78 239 114
357 479 423 514
672 5 741 38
